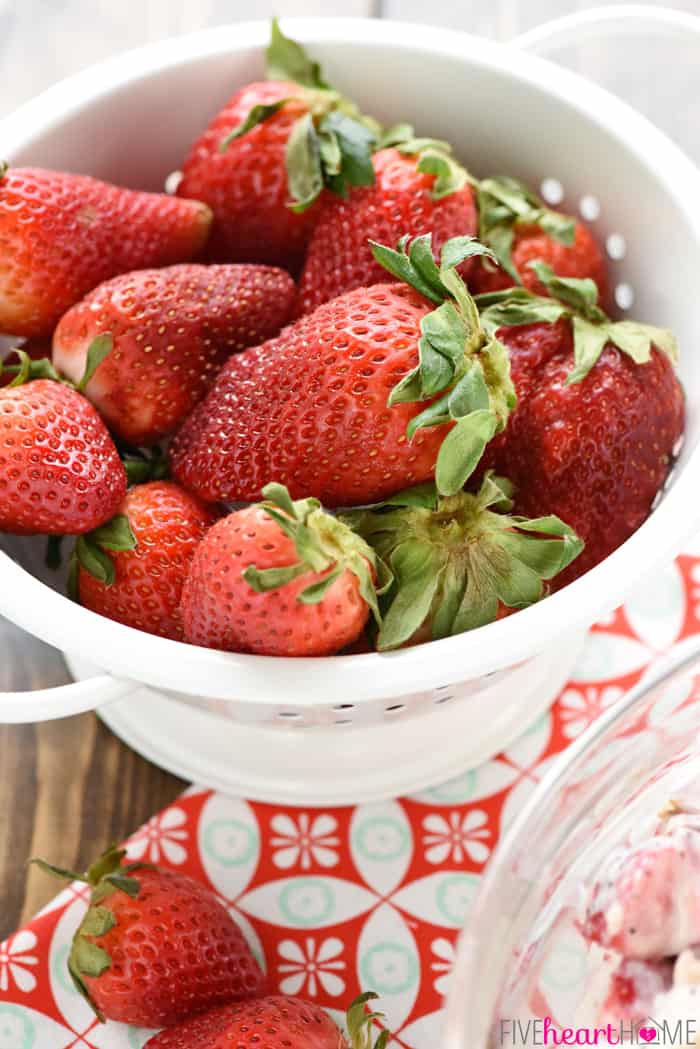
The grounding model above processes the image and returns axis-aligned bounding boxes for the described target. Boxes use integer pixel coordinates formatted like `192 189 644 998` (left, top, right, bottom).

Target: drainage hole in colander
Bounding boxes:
540 177 563 205
579 194 600 221
606 233 626 260
334 719 353 726
385 703 406 715
434 693 455 705
277 711 302 720
615 282 634 310
332 703 355 711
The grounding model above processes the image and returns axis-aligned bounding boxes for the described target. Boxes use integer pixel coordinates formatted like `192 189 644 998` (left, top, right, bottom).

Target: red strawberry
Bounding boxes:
477 273 683 584
295 142 478 316
145 991 388 1049
0 370 126 535
171 235 514 507
181 483 388 657
75 481 217 640
52 264 296 446
0 163 211 337
34 846 266 1028
470 176 608 303
348 472 582 649
177 21 378 272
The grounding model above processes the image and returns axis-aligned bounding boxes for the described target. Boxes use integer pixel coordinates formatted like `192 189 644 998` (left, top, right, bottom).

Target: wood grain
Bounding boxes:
0 616 185 940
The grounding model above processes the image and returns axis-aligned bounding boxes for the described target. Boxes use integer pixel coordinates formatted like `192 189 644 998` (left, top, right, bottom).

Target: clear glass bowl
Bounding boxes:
444 640 700 1047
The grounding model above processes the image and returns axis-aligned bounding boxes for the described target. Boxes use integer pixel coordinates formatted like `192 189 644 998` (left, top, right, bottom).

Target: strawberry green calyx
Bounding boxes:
476 263 679 384
0 160 8 182
346 472 583 651
0 348 60 386
378 123 471 200
371 233 516 496
68 512 137 597
244 482 391 622
477 175 576 282
121 445 169 487
1 333 113 390
220 19 379 211
344 991 390 1049
32 846 152 1020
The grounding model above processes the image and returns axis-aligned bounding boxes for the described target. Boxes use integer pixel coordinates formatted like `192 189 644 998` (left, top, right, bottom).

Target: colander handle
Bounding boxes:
513 4 700 53
0 674 133 724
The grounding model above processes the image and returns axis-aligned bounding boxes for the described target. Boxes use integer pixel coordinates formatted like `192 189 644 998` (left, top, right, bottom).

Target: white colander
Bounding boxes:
1 10 699 804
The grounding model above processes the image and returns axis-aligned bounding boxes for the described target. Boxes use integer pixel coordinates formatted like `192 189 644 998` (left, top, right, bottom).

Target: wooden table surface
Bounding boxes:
1 0 698 942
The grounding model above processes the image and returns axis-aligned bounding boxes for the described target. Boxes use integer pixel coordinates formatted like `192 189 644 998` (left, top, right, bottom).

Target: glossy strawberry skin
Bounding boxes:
470 221 608 303
53 264 296 446
295 148 478 316
82 867 266 1028
178 81 320 272
78 481 217 640
145 995 347 1049
170 283 450 508
481 319 684 585
0 380 126 535
0 168 212 337
181 506 370 656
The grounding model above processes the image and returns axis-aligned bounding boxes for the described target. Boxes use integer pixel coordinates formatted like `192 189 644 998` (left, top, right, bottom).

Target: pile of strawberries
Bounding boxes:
0 21 684 657
35 845 387 1048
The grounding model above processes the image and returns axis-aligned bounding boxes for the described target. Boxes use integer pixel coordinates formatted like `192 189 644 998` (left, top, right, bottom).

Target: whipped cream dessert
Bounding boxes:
583 801 700 1044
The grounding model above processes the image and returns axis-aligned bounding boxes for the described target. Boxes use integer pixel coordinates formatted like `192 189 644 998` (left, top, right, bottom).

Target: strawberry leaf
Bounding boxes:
527 261 606 322
435 409 498 496
351 471 583 648
244 562 308 592
266 17 329 89
476 287 567 333
320 111 377 196
286 112 324 212
298 565 344 604
0 160 8 181
90 514 136 553
75 536 115 586
477 175 576 281
372 233 516 494
245 483 390 625
416 149 468 199
220 98 294 152
77 333 113 392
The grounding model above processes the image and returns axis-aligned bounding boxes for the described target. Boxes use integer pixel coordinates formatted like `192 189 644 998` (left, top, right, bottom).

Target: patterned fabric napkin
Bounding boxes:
1 541 699 1049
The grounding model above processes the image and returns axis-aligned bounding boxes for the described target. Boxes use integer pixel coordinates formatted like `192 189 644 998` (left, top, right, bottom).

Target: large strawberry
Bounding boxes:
0 163 211 337
0 350 126 535
347 472 582 649
295 133 478 316
171 235 515 507
53 263 296 445
177 20 378 271
145 992 389 1049
470 175 608 303
74 481 217 640
181 483 389 657
34 845 266 1027
475 265 683 583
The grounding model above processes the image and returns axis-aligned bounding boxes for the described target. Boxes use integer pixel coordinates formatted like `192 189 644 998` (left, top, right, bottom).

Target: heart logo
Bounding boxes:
638 1028 656 1043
